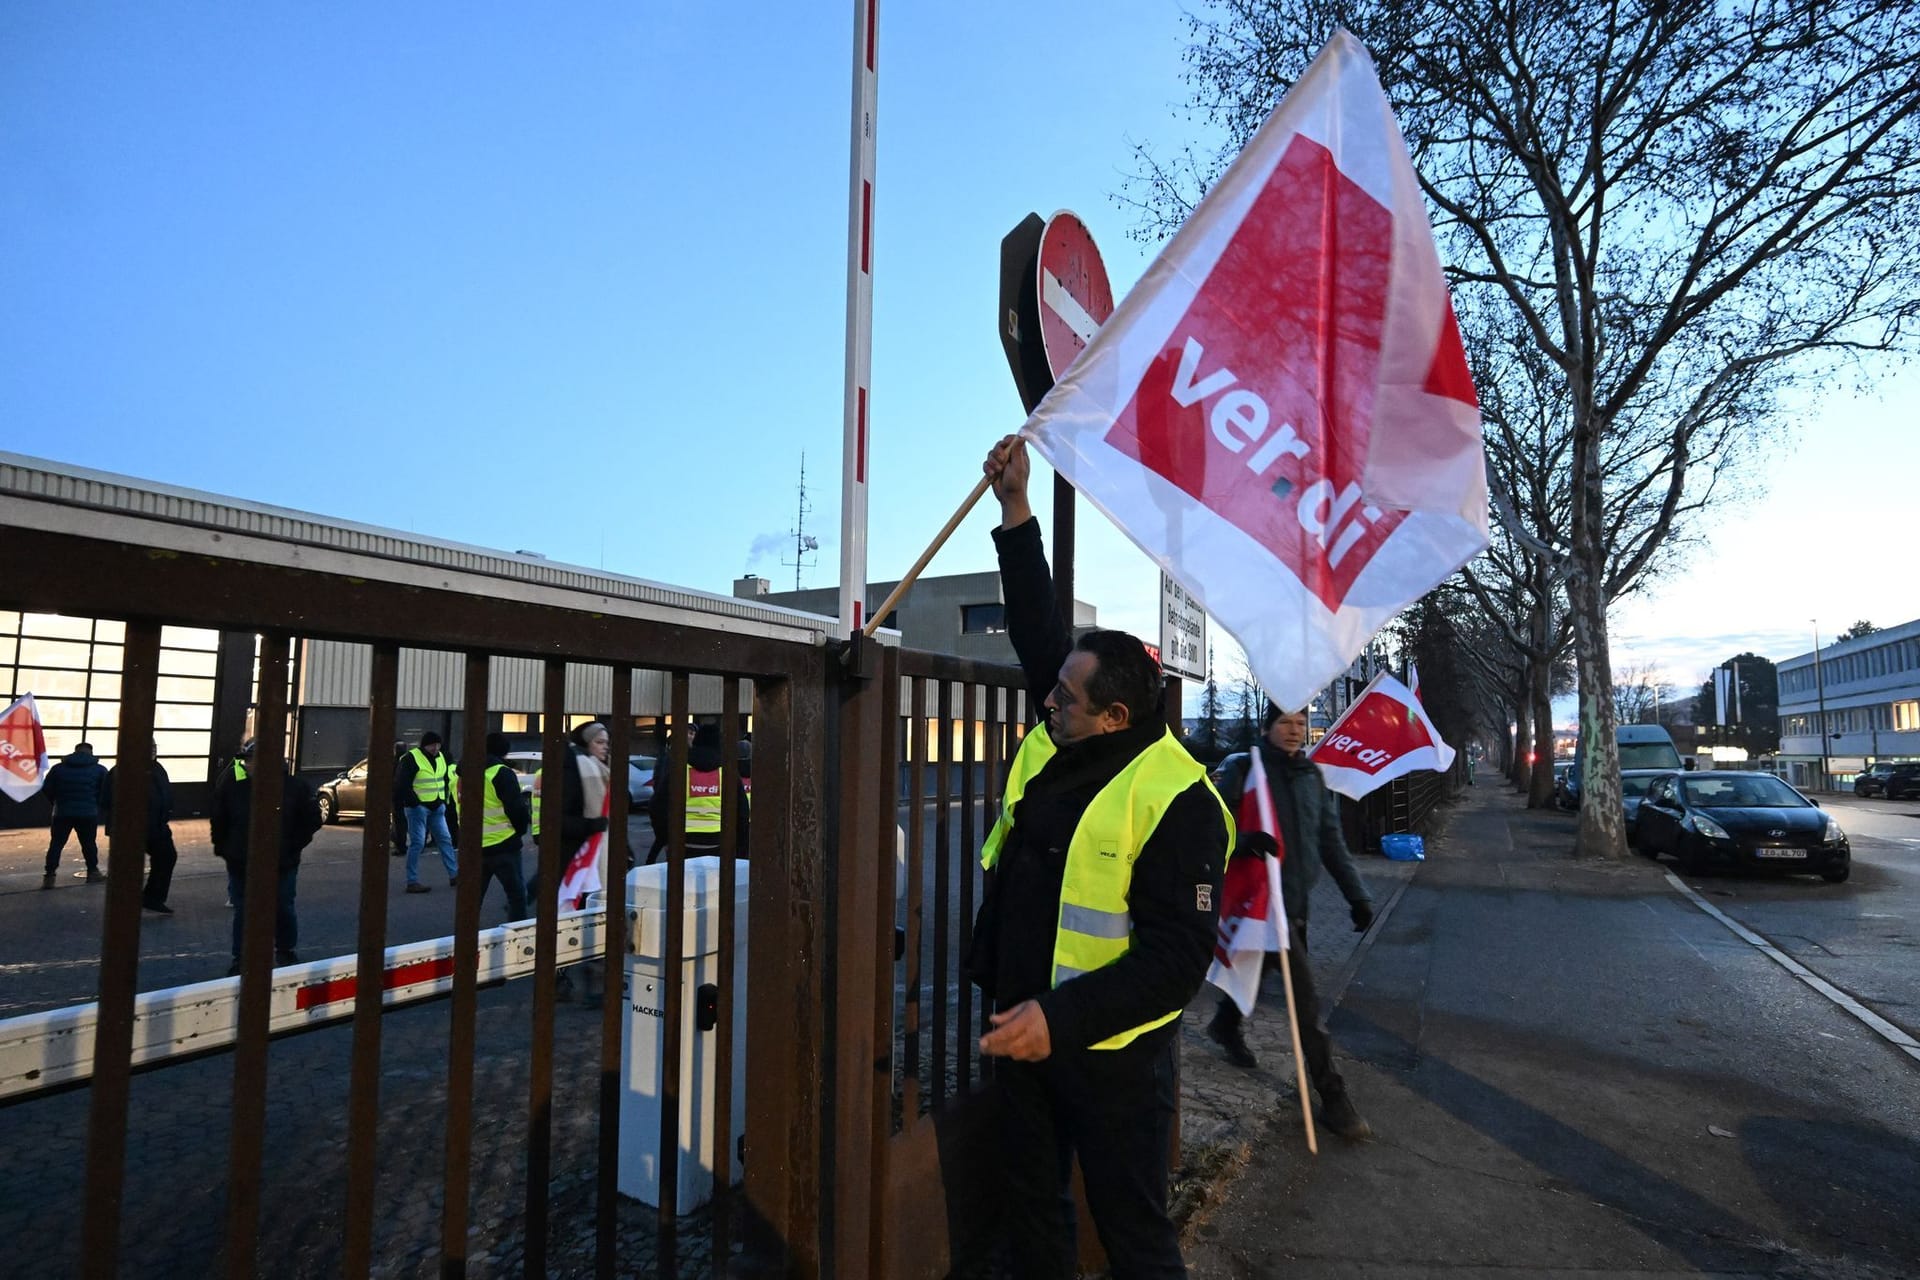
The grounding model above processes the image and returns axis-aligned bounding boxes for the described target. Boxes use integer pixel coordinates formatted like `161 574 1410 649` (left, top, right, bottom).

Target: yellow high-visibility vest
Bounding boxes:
408 748 448 804
685 768 725 834
981 724 1232 1050
480 763 517 846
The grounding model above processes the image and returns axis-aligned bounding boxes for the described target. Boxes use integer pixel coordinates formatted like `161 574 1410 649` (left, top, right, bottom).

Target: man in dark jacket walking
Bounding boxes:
475 732 531 920
210 743 322 974
1206 703 1376 1140
102 743 178 913
968 435 1230 1280
42 742 109 887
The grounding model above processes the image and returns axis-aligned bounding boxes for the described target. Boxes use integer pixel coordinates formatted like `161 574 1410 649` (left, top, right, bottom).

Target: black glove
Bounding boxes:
1350 900 1375 933
1235 831 1279 860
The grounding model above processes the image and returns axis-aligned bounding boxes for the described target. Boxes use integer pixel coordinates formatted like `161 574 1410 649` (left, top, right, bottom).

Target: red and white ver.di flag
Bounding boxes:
1207 748 1290 1016
1018 30 1488 710
556 788 610 912
1310 672 1457 800
0 693 50 804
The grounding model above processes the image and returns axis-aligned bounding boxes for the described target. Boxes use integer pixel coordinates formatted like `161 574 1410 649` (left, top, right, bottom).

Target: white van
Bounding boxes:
1567 725 1682 805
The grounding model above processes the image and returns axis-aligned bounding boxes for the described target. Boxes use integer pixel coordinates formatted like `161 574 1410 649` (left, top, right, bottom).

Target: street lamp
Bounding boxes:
1812 620 1830 788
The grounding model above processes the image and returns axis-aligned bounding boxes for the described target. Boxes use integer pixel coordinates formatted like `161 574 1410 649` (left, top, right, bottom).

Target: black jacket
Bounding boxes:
1218 744 1371 924
967 517 1227 1055
101 760 174 843
555 747 610 850
209 762 323 872
43 748 107 818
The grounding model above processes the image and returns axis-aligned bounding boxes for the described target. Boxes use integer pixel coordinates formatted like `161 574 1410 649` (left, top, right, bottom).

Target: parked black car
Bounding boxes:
316 758 372 823
1620 769 1672 844
1856 761 1920 800
1553 762 1576 810
1636 770 1850 881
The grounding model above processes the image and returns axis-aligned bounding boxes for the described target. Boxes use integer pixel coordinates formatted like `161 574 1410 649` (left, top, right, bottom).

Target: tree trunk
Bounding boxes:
1529 664 1556 808
1526 562 1557 808
1570 421 1628 858
1510 681 1533 790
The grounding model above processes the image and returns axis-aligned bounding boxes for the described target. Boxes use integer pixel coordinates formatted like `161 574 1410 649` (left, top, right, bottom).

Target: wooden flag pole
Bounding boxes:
1279 951 1319 1155
861 473 994 637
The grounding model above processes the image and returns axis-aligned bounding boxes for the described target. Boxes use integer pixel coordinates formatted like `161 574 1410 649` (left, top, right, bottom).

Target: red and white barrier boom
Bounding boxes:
0 909 612 1101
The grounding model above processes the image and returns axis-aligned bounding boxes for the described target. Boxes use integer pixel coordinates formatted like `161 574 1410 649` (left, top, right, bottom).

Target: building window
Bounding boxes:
0 613 218 781
1896 701 1920 732
960 603 1006 635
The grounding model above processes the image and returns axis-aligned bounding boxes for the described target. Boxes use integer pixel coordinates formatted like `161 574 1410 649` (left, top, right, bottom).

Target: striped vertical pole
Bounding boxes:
839 0 879 637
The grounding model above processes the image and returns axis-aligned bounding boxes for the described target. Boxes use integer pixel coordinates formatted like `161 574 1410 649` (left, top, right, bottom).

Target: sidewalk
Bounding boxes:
1175 825 1422 1170
1180 785 1920 1279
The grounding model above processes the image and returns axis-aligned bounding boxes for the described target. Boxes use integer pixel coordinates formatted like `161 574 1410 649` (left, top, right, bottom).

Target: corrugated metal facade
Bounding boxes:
0 451 836 649
301 641 747 716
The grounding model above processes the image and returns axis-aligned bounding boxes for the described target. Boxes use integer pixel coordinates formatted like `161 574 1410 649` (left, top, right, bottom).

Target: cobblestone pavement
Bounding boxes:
0 798 1432 1276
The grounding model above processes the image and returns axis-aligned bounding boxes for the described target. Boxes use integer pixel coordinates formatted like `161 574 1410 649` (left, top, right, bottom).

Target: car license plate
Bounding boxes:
1754 848 1806 859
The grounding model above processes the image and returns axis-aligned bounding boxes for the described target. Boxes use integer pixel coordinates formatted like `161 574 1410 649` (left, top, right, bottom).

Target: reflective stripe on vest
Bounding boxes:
481 763 516 846
686 768 724 834
980 724 1234 1050
409 748 448 804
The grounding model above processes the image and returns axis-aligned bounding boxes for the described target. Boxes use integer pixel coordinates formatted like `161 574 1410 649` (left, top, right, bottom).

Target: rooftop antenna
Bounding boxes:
782 452 820 592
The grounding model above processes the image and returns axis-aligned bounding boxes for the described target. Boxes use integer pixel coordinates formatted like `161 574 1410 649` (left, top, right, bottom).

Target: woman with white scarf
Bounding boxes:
535 721 612 1006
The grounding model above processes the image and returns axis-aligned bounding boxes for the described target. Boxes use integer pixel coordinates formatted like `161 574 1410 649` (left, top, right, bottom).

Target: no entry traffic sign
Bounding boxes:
998 209 1114 412
1036 211 1113 381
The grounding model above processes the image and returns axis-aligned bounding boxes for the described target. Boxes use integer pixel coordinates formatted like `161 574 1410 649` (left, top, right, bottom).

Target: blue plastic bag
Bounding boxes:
1380 833 1426 861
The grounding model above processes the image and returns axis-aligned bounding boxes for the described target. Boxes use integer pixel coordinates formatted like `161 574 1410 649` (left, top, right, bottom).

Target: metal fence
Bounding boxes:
3 475 1018 1277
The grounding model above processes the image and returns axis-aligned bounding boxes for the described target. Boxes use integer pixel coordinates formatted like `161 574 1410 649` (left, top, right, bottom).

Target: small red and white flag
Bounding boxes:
0 693 50 804
1407 661 1423 704
1018 30 1487 711
1310 672 1456 799
1207 747 1290 1016
556 791 609 911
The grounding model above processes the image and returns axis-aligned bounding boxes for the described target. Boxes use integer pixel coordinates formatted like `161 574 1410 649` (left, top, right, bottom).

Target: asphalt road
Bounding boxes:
1659 793 1920 1044
1187 785 1920 1280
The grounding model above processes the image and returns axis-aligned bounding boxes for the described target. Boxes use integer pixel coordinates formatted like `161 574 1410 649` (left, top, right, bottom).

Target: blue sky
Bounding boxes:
4 3 1914 715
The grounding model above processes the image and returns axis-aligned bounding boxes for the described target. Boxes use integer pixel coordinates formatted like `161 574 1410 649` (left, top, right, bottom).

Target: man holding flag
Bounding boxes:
1207 704 1375 1140
969 436 1230 1279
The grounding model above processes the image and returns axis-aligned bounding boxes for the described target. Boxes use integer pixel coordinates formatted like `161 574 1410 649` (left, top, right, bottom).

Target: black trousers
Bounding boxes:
1214 918 1345 1099
997 1032 1184 1280
45 818 101 873
479 843 529 920
142 825 179 906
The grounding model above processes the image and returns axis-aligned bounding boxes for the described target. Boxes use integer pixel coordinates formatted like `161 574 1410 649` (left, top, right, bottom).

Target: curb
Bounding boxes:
1324 864 1417 1011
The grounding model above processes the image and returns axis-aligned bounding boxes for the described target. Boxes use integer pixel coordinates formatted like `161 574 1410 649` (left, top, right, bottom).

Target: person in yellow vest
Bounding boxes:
394 731 456 893
968 436 1229 1278
467 732 531 920
647 722 751 863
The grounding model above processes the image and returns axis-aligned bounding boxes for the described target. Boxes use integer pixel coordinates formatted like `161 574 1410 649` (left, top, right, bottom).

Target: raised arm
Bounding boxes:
985 435 1070 716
